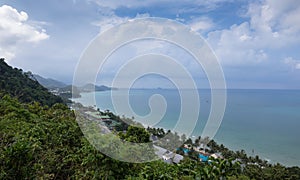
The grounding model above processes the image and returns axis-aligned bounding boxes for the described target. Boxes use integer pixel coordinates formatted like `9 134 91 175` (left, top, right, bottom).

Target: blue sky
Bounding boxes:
1 0 300 89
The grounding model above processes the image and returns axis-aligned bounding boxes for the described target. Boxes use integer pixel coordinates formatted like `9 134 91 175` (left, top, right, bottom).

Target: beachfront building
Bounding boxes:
154 145 184 164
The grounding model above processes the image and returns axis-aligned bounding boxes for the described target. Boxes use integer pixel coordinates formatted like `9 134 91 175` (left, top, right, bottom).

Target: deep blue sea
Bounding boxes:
72 89 300 167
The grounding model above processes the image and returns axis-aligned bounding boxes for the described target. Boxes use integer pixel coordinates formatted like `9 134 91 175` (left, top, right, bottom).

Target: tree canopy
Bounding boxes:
0 58 63 107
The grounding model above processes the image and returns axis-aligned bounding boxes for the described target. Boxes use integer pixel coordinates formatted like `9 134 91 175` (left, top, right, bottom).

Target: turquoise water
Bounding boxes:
73 89 300 167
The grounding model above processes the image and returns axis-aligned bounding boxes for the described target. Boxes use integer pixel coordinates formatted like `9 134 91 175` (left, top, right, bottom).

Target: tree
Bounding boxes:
119 125 150 143
181 134 186 143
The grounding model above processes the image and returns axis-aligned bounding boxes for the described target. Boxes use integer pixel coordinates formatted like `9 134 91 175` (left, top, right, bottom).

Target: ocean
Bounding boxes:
72 89 300 167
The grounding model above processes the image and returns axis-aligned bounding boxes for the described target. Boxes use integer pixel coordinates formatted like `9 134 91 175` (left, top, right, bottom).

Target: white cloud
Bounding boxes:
206 0 300 66
91 15 129 33
90 5 124 32
283 57 300 70
92 12 151 33
188 16 214 32
0 5 49 60
246 0 300 44
135 13 150 19
207 22 268 66
89 0 232 10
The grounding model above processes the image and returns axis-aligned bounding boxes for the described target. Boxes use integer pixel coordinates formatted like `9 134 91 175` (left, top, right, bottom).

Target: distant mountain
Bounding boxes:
79 83 114 92
32 74 115 98
33 74 67 89
0 58 64 106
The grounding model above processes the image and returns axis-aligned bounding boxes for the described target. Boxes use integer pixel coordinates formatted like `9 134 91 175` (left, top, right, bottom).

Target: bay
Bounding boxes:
72 89 300 167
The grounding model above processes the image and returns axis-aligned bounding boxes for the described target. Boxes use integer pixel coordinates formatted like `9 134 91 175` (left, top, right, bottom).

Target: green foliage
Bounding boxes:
0 58 63 106
0 95 78 179
147 127 183 150
1 94 300 179
119 126 151 143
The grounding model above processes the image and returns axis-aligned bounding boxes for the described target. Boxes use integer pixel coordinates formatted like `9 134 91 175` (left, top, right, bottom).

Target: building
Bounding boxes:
154 145 184 164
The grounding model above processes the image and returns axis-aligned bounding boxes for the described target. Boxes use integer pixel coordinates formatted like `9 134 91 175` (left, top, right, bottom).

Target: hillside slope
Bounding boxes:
33 74 67 89
0 58 63 106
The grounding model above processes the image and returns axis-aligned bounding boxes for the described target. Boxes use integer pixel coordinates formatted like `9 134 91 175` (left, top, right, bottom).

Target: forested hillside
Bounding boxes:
0 58 63 106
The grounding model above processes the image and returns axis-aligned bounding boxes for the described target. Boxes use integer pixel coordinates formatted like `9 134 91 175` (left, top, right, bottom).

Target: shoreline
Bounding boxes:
70 90 300 167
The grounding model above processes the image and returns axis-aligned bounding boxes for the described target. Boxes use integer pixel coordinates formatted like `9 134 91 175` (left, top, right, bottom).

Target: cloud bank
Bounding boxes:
0 5 49 60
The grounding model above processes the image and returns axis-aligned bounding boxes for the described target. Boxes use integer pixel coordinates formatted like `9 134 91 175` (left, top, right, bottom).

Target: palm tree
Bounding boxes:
202 136 210 152
181 134 187 143
195 136 201 147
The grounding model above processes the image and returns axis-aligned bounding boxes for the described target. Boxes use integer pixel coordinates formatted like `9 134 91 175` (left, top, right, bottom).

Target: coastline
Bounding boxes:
71 89 300 167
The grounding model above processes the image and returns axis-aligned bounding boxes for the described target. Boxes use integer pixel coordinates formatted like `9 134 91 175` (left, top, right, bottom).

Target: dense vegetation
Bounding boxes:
1 60 300 179
0 58 63 106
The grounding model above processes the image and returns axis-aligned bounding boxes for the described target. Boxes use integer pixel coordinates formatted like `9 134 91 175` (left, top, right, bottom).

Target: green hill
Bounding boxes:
0 58 63 106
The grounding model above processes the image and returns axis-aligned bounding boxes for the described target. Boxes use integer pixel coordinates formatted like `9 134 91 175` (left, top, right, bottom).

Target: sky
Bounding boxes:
0 0 300 89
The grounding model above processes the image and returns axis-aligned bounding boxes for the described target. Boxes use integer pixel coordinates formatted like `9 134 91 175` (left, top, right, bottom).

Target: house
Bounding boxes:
154 145 167 159
210 153 223 159
162 151 184 164
162 153 173 164
197 144 211 152
150 135 158 142
154 145 183 164
173 154 184 164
